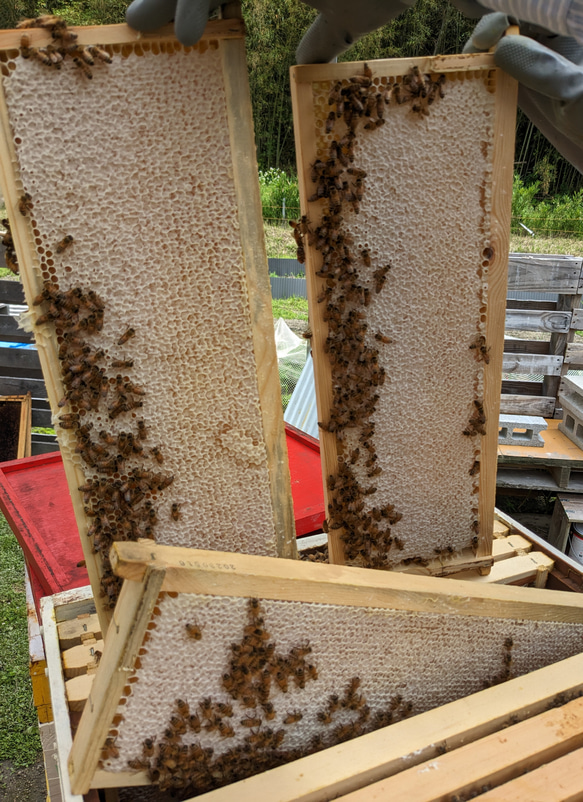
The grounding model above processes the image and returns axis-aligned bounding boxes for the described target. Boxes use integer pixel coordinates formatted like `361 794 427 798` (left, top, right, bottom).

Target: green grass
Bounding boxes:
509 234 583 257
272 296 309 321
0 515 42 766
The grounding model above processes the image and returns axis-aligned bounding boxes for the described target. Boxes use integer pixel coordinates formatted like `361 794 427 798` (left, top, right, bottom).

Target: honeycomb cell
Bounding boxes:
0 41 284 603
98 593 583 790
304 67 498 566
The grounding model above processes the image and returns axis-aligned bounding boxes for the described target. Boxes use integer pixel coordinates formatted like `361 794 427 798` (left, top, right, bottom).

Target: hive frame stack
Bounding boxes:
290 55 517 573
67 541 583 795
0 21 297 632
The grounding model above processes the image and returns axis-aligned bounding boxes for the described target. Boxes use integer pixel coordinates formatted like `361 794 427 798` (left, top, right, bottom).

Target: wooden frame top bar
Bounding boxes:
291 52 495 83
111 540 583 623
0 20 244 50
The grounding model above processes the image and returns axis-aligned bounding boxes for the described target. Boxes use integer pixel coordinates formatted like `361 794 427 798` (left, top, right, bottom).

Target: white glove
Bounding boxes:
465 13 583 172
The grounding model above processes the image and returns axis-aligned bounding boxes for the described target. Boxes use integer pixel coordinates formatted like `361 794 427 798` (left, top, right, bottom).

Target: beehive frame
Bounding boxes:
68 541 583 794
290 54 517 573
0 20 297 633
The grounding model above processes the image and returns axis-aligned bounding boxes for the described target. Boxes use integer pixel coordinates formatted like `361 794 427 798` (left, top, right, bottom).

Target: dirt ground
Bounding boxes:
0 758 46 802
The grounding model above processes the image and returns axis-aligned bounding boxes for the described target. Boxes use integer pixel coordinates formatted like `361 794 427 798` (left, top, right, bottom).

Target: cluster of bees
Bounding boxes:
122 599 319 794
33 279 175 607
18 15 112 79
111 597 415 795
293 64 446 569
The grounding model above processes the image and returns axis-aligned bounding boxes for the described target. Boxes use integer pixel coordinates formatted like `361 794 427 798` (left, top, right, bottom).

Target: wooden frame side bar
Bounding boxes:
478 67 518 564
220 37 297 561
68 567 165 794
340 696 583 801
190 653 583 802
110 541 583 623
0 20 244 50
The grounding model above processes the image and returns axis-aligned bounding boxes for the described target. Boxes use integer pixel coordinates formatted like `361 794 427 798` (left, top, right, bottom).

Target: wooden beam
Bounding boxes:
502 353 562 376
476 745 583 801
68 567 165 794
338 697 583 802
220 36 296 562
110 541 583 623
507 255 583 293
187 654 583 802
0 20 244 50
505 309 571 333
499 395 555 417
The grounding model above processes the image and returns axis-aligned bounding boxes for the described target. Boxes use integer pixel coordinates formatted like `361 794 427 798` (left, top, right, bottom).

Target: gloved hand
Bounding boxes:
126 0 222 46
464 13 583 173
295 0 486 64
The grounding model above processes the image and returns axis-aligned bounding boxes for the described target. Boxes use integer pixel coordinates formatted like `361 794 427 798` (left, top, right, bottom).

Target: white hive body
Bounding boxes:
98 591 583 793
0 27 295 618
291 60 515 570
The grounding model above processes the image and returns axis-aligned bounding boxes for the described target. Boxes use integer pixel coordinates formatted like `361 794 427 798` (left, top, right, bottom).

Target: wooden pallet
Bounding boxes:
497 419 583 492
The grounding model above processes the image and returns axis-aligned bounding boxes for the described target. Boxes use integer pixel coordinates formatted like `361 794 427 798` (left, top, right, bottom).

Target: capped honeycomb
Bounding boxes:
290 59 513 570
0 24 295 616
95 590 583 795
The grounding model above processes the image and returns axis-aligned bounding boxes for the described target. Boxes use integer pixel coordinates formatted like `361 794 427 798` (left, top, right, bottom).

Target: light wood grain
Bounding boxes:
187 654 583 802
40 594 85 802
220 37 296 561
289 67 341 563
507 255 583 293
110 540 583 623
505 309 571 333
480 67 518 567
477 745 583 802
68 567 165 794
499 395 555 417
0 20 244 50
339 697 583 802
502 353 562 375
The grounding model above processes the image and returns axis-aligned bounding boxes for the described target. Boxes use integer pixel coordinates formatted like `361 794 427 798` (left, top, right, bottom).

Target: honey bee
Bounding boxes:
171 503 182 521
73 56 93 78
87 45 113 63
175 699 190 717
283 711 303 725
218 722 235 738
56 235 74 253
118 327 135 346
111 359 134 368
185 622 204 640
240 717 261 728
469 334 491 364
128 757 151 771
18 192 32 216
188 714 201 732
151 446 164 465
469 460 480 476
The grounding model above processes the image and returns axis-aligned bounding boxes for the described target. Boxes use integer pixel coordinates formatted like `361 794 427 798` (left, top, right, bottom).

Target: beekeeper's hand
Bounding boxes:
126 0 222 46
465 13 583 172
125 0 487 54
295 0 487 63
